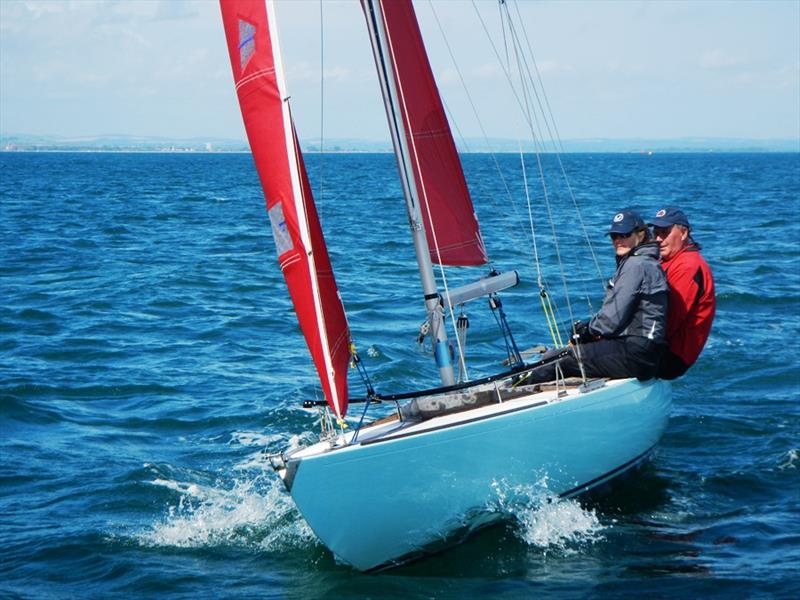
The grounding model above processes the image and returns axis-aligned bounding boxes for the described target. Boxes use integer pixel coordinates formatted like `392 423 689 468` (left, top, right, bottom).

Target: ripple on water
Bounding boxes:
2 152 799 594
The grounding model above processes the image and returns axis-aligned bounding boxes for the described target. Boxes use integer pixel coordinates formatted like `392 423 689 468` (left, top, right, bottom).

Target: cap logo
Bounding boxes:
656 209 666 217
613 213 624 222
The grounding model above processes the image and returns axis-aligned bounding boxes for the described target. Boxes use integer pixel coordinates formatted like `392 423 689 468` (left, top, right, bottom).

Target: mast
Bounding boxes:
362 0 455 386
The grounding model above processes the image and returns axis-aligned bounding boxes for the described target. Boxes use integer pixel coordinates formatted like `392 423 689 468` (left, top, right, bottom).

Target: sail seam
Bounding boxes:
235 66 276 90
279 254 302 270
410 129 451 139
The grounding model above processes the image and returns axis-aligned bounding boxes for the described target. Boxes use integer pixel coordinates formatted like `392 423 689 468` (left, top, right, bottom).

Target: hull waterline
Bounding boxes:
280 378 671 570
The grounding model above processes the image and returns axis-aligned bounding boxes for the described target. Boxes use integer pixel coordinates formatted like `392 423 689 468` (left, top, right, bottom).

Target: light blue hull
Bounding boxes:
282 378 671 570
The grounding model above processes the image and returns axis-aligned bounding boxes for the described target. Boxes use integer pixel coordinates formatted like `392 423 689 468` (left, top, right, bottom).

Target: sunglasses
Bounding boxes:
652 225 674 238
610 232 634 240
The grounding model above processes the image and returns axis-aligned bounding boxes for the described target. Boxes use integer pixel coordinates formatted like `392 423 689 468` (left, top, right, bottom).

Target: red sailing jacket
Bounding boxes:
662 244 716 366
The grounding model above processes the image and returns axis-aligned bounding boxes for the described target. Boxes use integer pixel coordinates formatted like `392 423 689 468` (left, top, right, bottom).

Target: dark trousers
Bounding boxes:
525 337 664 384
656 349 689 380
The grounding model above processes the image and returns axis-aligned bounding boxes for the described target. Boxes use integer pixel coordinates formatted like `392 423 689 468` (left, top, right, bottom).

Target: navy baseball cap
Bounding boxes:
649 207 691 229
607 209 645 235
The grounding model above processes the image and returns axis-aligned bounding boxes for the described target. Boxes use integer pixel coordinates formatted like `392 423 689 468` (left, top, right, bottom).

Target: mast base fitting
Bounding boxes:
434 340 453 369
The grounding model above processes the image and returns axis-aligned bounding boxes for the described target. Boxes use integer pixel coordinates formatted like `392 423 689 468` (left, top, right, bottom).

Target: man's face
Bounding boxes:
653 224 689 260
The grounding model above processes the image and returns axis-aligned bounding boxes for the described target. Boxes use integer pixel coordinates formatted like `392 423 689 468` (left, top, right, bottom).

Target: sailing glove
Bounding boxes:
571 320 595 345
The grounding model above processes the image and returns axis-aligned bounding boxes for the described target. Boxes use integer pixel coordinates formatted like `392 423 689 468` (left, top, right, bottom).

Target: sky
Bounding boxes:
1 0 798 143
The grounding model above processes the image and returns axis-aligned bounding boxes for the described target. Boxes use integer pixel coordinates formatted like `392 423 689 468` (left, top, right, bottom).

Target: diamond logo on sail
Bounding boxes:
268 202 293 257
239 19 256 71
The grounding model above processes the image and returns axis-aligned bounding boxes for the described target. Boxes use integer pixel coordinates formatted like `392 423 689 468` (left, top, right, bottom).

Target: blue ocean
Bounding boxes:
1 151 798 598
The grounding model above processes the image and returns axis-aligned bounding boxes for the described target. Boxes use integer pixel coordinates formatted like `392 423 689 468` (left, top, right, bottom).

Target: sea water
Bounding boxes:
1 151 798 598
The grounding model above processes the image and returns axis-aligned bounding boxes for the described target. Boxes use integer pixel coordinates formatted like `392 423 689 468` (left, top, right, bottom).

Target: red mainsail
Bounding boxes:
370 0 487 267
220 0 350 417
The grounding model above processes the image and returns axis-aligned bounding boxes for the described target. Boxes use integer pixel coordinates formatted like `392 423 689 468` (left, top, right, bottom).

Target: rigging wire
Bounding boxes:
441 99 472 154
475 1 578 333
493 1 605 310
492 4 571 333
427 0 569 353
300 1 350 425
508 0 605 297
427 0 536 263
317 0 377 413
519 146 563 347
317 0 326 215
471 0 585 338
498 0 510 68
428 0 570 354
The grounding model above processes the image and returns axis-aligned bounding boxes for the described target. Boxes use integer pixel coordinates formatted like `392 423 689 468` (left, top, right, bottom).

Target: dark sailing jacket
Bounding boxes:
588 241 669 342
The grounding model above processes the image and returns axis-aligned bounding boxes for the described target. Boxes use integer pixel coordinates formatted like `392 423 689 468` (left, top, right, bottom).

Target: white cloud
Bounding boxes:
436 67 460 86
21 0 67 19
699 49 746 70
535 59 561 75
1 0 797 140
322 66 350 83
153 0 199 22
473 63 502 79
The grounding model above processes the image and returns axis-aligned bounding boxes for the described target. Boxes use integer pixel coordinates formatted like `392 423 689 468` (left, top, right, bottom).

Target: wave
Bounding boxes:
0 394 64 424
777 449 798 471
716 291 799 308
490 477 605 555
1 383 179 401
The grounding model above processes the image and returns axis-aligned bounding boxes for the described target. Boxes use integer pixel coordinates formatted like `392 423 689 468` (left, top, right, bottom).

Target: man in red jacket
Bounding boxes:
649 207 716 379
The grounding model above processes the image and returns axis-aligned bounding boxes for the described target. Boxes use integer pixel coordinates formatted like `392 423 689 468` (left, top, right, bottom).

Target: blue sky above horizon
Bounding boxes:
1 0 798 143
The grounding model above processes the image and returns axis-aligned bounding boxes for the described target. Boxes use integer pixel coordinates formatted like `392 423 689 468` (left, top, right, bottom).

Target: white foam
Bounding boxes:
778 448 798 470
491 478 605 555
137 476 318 552
230 430 316 472
229 430 284 448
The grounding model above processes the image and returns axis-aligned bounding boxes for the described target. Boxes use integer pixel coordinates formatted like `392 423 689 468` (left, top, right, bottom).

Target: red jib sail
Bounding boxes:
372 0 487 267
220 0 350 418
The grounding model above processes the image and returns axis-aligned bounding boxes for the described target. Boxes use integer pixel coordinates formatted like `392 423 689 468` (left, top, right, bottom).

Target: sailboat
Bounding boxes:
219 0 671 571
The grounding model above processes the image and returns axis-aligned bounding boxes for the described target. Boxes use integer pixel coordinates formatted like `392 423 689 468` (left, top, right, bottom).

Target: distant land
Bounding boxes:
1 133 798 154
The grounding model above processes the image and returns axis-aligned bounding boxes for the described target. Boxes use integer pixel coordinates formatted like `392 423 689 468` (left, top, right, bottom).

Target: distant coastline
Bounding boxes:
2 133 797 154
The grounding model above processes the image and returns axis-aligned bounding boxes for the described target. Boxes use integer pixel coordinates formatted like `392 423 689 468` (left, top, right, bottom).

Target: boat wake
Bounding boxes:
228 429 314 471
137 475 316 552
491 478 606 555
133 429 326 553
